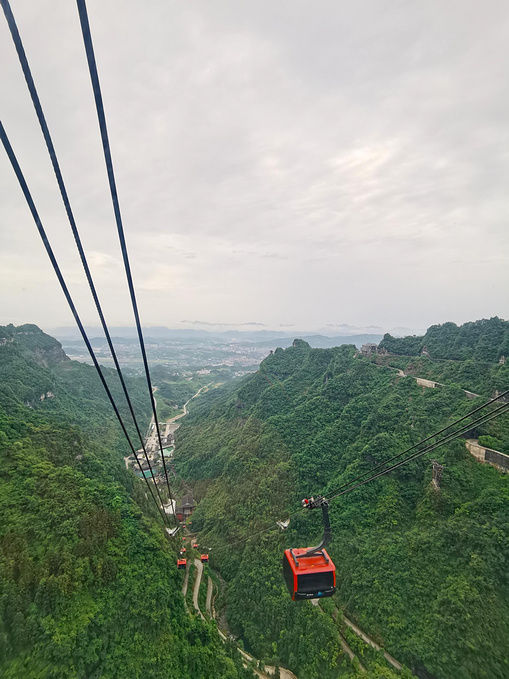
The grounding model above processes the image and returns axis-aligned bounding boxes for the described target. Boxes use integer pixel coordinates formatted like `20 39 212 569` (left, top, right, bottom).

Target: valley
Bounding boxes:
1 318 509 678
2 0 508 676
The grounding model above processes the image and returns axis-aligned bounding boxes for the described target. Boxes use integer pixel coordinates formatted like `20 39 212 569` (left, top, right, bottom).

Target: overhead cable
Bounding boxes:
0 121 169 528
328 401 509 502
228 395 509 547
0 0 167 517
75 0 177 518
326 388 509 499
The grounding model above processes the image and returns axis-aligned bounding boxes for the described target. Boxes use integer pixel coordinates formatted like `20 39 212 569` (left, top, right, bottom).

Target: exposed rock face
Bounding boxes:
292 338 311 349
32 345 69 367
39 391 56 401
0 323 69 366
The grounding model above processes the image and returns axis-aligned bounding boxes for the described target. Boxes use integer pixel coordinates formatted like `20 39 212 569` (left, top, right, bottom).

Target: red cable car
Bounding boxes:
180 547 186 553
200 554 209 563
282 496 336 601
177 558 187 569
192 543 199 549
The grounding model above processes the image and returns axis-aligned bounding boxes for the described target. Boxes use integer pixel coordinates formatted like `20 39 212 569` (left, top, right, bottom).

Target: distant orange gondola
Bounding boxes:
177 558 187 569
200 554 209 563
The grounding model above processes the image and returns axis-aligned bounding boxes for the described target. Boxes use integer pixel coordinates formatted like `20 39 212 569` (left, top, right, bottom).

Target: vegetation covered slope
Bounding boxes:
379 317 509 362
0 324 253 679
176 332 509 679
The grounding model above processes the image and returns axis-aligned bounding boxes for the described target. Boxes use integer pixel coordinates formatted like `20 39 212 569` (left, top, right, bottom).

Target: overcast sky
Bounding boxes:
1 0 508 335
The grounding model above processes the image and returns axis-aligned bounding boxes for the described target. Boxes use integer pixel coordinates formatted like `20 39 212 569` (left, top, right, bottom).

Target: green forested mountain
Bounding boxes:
0 324 254 678
2 322 509 679
176 333 509 679
379 317 509 362
0 323 152 441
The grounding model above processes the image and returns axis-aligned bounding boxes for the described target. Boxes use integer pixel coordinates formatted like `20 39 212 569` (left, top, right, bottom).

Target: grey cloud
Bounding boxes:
181 320 267 327
1 0 508 330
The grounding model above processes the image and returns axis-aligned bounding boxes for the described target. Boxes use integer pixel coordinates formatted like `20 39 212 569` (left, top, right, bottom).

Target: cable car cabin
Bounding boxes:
181 547 186 553
177 558 187 570
200 554 209 563
192 543 199 549
283 547 335 600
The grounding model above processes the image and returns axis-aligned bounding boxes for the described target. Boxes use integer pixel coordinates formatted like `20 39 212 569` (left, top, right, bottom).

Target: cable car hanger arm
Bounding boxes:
300 495 332 557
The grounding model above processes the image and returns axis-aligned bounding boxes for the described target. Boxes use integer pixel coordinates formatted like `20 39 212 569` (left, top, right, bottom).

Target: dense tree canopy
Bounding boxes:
0 325 254 679
379 317 509 362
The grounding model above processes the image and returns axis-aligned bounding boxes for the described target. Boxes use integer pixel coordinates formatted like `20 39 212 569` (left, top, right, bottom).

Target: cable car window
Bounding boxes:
297 570 334 594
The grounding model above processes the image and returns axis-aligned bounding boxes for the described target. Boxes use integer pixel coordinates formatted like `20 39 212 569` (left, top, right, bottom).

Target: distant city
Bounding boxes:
52 326 394 378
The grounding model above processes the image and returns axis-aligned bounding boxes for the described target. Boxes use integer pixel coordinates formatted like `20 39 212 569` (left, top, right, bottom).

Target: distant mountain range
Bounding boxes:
48 324 422 343
48 325 387 349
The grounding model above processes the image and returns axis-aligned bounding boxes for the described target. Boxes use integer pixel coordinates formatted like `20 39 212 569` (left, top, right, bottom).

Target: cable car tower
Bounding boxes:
431 459 444 490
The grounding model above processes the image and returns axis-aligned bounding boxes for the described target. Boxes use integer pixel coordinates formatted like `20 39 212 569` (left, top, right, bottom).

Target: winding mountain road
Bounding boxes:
167 382 213 423
343 615 402 671
206 576 213 614
189 552 296 679
192 558 205 620
376 362 480 399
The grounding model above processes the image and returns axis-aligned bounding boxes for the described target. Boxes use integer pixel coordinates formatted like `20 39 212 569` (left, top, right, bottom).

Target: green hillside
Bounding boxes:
0 324 254 679
176 334 509 679
379 317 509 362
0 323 152 444
2 321 508 679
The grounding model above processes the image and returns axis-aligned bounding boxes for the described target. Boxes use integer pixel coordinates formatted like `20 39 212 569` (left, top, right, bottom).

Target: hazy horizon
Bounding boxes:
43 320 426 338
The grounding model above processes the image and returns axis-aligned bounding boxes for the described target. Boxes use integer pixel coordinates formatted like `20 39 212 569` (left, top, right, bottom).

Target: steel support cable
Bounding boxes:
328 402 509 502
258 364 509 501
75 0 176 520
0 0 168 520
326 388 509 499
0 122 169 529
294 389 509 516
227 399 509 547
209 360 509 546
